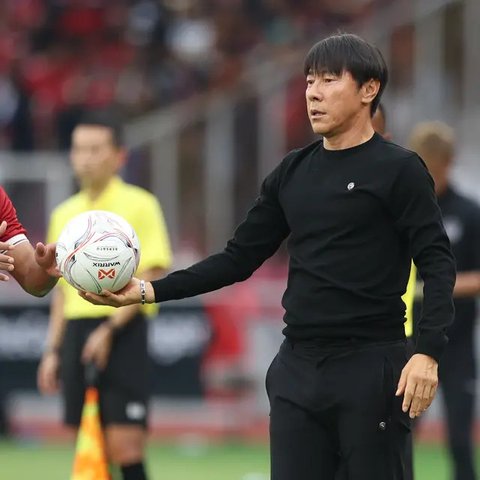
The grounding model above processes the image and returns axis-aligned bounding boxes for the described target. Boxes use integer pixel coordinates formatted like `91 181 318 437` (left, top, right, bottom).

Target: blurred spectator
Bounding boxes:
0 67 34 150
0 0 387 150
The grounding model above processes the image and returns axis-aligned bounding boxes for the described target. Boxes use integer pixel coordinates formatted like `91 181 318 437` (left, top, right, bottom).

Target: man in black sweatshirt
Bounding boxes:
82 33 456 480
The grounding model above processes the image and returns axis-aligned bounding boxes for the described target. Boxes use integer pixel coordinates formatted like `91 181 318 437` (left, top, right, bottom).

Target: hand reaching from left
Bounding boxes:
34 242 61 278
0 221 15 281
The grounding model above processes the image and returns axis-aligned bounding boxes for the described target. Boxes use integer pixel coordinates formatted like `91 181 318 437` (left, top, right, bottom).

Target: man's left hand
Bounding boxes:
396 353 438 418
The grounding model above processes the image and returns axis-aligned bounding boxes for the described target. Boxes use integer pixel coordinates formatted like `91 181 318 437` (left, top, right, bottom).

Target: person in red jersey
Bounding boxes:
0 186 59 294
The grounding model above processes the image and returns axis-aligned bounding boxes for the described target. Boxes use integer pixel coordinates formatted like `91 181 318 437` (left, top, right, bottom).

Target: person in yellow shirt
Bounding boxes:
402 263 417 339
372 103 416 480
372 103 417 340
37 112 172 480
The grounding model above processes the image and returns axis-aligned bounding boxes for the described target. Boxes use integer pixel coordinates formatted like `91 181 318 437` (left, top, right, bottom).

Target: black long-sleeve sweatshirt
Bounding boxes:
152 133 456 361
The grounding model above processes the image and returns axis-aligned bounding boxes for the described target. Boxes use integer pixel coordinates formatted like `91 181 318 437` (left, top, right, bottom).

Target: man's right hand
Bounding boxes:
79 278 155 307
37 351 61 395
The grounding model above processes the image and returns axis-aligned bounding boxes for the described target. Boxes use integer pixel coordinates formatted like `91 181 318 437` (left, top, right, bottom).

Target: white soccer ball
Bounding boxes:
56 210 141 294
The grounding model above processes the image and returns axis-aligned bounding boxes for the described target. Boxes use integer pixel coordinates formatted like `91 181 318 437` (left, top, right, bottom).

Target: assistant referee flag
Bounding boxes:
71 365 110 480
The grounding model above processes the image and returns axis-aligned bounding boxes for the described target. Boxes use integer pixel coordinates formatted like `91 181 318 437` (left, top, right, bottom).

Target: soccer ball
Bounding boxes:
56 210 141 294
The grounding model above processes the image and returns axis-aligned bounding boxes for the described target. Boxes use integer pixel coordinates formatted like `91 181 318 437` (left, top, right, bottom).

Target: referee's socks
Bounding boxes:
121 462 148 480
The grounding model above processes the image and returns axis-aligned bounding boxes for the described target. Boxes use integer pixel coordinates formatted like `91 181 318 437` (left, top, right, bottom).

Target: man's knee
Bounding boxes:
105 425 147 465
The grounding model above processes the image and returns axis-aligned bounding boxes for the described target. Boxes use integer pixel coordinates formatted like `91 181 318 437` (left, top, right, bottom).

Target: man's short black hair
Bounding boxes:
77 109 124 147
303 33 388 115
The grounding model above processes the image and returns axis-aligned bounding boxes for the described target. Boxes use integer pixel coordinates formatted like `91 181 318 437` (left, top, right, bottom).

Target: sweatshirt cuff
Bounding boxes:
414 331 448 363
151 279 169 303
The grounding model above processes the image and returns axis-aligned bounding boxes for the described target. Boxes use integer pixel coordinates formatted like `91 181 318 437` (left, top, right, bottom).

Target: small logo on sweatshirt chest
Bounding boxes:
347 182 355 191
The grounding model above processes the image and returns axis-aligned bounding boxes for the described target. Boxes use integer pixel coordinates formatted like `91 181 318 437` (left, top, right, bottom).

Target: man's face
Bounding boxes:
70 125 123 189
305 70 366 137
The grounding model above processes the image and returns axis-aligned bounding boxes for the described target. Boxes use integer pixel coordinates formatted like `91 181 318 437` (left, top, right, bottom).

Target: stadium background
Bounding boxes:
0 0 479 479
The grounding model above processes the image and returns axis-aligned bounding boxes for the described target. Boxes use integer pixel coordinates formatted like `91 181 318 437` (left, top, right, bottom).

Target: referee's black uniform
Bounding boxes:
151 133 456 479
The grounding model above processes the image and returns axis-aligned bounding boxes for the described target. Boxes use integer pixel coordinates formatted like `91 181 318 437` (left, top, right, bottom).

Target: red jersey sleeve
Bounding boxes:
0 187 27 242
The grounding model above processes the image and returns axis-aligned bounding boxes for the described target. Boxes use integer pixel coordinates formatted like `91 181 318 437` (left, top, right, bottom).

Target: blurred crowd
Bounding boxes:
0 0 390 151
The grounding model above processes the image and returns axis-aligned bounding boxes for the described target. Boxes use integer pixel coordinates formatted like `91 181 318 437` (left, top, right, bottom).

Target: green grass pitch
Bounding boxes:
0 441 476 480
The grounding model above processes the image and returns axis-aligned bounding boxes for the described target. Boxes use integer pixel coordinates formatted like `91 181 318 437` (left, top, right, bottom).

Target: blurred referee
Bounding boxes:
371 103 417 347
82 34 456 480
37 112 172 480
371 104 417 480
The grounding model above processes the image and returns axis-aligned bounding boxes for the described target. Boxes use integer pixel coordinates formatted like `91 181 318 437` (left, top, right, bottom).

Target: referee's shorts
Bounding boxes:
266 338 411 480
61 314 149 428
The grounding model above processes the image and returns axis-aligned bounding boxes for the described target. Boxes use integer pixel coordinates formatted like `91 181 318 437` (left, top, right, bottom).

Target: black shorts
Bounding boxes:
61 315 149 428
266 339 411 480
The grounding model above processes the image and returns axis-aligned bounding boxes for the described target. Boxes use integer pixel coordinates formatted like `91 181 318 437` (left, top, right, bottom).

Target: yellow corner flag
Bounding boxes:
71 372 111 480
